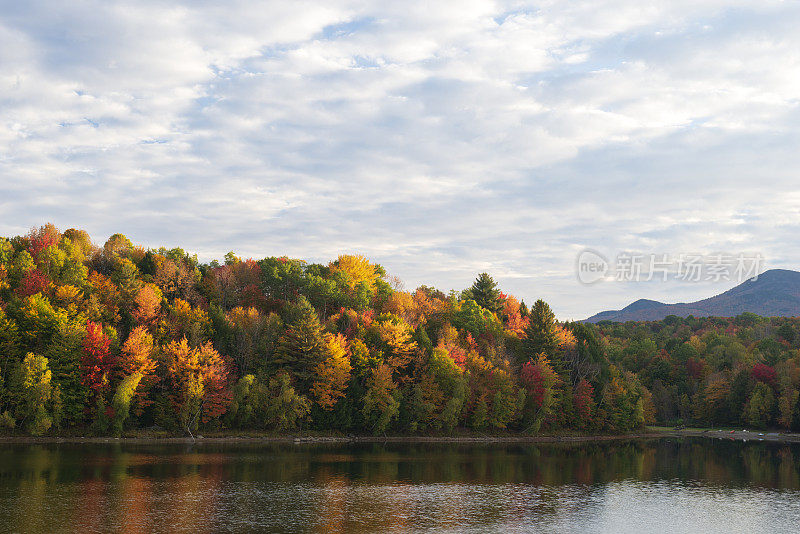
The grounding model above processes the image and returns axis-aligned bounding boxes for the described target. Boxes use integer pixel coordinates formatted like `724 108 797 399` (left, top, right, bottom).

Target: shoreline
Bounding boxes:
654 428 800 444
2 428 800 445
0 432 662 445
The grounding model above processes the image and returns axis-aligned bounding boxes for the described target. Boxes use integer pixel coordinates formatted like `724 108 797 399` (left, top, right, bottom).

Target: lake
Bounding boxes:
0 438 798 533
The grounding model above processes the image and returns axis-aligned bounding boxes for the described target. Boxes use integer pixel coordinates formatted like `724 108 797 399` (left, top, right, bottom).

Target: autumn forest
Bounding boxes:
1 224 799 437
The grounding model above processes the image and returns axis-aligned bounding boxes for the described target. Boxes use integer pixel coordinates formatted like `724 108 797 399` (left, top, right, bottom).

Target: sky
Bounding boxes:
2 1 800 320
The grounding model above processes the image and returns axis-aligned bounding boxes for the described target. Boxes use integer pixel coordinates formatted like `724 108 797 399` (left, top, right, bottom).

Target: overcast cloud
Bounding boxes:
2 1 800 319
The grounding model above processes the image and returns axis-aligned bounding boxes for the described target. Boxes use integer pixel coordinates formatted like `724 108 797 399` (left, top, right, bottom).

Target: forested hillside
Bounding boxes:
0 224 797 436
598 314 800 430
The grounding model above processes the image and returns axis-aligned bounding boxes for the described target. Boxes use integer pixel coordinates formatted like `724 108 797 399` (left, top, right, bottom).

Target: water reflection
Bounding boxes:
0 439 798 533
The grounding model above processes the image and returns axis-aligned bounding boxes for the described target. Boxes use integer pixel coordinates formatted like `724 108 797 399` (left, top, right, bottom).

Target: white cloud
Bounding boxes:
2 1 800 319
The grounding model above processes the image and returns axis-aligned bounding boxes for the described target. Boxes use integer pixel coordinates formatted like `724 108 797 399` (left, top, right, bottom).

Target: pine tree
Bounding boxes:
522 299 566 377
274 297 327 389
469 272 502 314
524 300 558 356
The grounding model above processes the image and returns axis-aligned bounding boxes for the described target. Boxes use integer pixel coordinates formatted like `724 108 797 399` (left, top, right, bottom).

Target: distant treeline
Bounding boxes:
0 224 796 436
597 313 800 430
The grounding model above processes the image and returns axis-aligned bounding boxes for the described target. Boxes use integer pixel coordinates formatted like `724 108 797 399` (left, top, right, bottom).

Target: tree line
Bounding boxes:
1 224 794 436
597 313 800 430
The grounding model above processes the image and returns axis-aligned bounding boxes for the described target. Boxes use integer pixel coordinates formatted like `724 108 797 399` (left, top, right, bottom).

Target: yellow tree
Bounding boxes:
113 326 159 432
165 338 231 436
329 254 377 291
132 283 162 327
381 291 414 324
311 334 352 410
160 298 211 345
374 316 417 374
120 326 157 378
15 353 56 435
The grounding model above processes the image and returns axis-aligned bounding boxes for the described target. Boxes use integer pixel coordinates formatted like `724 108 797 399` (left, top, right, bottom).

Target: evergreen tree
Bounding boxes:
274 297 327 389
523 299 559 358
468 272 502 314
44 320 87 426
728 368 752 425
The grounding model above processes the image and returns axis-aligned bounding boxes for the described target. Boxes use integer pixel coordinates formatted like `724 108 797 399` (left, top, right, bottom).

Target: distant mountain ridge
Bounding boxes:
584 269 800 323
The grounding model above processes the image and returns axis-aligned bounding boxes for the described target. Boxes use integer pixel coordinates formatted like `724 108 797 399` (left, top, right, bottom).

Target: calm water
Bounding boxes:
0 438 799 533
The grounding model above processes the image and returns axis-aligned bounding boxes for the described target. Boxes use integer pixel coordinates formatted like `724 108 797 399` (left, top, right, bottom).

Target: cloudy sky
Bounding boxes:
2 1 800 319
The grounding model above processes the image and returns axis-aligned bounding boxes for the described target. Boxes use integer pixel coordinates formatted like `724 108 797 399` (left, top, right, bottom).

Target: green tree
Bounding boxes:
226 374 257 428
258 257 307 303
428 348 467 431
0 236 13 267
453 299 500 338
728 368 752 425
488 372 524 430
744 382 775 428
274 297 327 389
111 372 143 435
264 371 311 431
777 385 799 430
362 364 400 434
111 257 142 296
523 299 559 362
14 353 55 435
467 272 502 314
44 319 88 426
599 366 650 432
0 310 21 400
15 294 70 354
469 399 489 429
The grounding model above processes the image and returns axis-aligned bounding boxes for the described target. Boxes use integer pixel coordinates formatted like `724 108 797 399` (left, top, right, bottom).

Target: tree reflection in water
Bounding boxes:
0 438 798 533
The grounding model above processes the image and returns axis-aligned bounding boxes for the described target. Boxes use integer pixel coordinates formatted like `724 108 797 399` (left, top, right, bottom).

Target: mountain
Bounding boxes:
584 269 800 323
